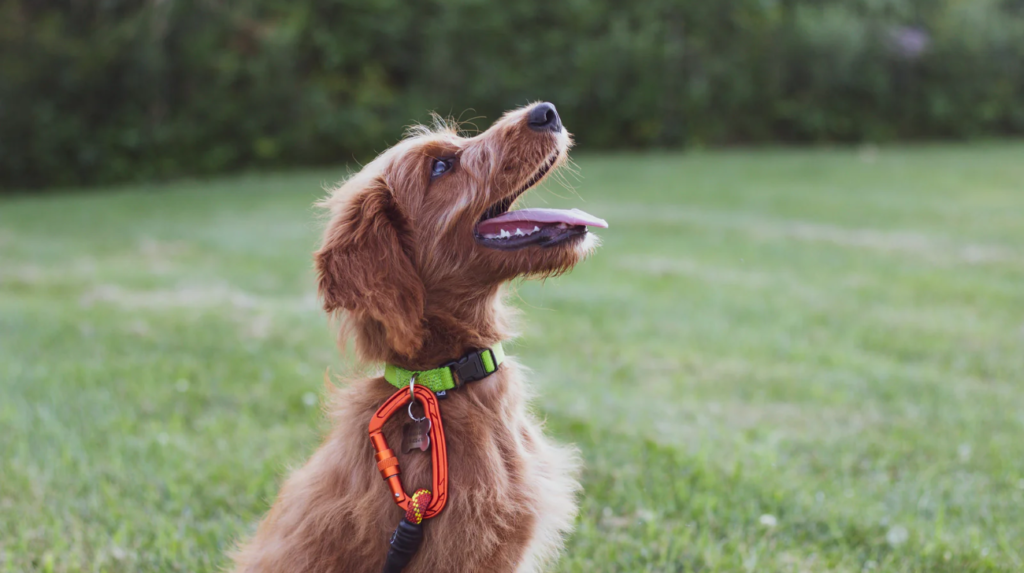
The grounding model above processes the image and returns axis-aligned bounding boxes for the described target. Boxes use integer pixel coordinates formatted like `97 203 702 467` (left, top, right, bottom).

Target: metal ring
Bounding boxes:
407 401 427 422
407 374 426 422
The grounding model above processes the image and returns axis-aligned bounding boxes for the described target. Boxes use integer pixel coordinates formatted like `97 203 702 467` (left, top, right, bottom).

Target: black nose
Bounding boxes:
527 102 561 133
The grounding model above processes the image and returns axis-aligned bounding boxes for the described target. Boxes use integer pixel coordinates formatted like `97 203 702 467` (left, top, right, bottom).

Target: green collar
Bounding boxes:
383 343 505 393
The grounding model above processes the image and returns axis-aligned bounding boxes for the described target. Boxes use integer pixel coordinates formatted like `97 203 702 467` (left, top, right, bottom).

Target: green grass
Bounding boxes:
3 144 1024 572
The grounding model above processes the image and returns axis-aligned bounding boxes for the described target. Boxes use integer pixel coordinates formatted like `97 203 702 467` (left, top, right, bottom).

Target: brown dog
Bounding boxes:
231 102 606 572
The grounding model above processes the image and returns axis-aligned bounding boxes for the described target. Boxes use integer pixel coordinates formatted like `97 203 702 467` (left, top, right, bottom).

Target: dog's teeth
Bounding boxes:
486 225 544 240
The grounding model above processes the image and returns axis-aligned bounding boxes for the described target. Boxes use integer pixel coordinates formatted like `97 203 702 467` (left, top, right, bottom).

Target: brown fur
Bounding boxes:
231 104 600 572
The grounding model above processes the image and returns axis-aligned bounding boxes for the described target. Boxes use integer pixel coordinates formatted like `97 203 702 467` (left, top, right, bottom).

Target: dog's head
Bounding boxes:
315 102 606 361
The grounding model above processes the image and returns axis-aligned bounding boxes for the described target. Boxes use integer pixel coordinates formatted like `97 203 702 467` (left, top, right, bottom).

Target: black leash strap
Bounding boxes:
381 517 425 573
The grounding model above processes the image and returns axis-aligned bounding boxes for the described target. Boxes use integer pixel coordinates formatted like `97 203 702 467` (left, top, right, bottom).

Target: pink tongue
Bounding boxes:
477 208 608 235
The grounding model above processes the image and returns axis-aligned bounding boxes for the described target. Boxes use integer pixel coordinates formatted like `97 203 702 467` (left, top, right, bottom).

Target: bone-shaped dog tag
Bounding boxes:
402 418 432 453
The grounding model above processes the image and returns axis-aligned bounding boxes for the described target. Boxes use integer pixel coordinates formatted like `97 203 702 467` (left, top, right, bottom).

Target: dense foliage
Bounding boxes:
2 0 1023 189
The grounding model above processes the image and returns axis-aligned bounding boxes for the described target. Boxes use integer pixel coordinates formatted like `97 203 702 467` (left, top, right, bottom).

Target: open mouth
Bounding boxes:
475 152 608 250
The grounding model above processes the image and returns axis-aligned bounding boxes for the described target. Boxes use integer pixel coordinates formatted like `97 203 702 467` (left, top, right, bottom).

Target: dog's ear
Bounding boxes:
315 176 425 358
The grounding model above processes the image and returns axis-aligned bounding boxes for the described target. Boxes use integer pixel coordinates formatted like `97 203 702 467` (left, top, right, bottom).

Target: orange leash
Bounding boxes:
368 383 449 518
404 489 432 525
370 384 449 572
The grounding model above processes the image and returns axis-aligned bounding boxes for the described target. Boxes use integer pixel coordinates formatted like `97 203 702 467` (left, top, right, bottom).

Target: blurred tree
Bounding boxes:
1 0 1022 190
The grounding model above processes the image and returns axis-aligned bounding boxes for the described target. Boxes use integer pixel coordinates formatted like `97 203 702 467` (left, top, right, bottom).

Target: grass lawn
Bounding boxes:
2 144 1023 572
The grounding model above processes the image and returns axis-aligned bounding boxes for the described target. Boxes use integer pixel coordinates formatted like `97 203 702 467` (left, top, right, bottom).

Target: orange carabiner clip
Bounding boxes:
368 384 448 519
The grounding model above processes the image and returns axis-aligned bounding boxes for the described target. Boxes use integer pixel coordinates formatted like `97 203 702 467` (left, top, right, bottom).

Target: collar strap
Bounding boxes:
384 343 505 393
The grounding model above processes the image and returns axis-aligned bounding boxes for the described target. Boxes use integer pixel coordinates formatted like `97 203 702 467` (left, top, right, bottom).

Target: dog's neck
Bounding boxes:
357 284 511 371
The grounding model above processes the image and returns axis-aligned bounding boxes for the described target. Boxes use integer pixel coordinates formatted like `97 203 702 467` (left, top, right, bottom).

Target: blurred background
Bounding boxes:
2 1 1024 572
3 0 1024 189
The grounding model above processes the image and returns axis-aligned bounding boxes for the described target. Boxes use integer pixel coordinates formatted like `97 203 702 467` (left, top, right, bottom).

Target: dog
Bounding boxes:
231 102 607 572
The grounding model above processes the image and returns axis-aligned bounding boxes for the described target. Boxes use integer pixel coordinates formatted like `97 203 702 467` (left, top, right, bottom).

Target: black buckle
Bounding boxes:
445 348 494 388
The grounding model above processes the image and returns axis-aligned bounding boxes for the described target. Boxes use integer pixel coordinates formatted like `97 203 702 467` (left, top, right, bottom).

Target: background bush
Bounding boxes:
2 0 1023 190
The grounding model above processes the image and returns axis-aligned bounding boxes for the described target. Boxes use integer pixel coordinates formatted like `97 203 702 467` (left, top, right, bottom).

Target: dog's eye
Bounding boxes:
430 158 453 179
